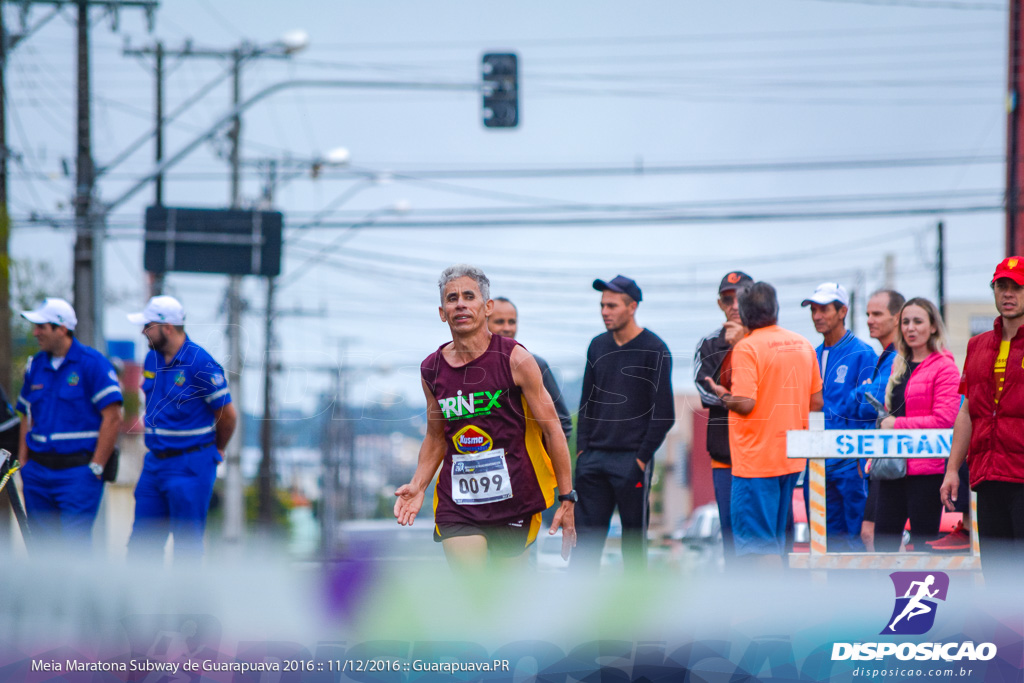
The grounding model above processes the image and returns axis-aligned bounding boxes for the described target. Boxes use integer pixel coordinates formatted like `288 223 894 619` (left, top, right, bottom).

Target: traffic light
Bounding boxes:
482 52 518 128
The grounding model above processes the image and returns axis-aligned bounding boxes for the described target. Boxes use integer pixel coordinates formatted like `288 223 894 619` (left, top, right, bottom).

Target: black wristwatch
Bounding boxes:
557 490 578 503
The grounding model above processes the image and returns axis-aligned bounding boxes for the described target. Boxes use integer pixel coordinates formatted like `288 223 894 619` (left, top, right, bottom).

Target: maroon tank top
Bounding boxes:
421 333 548 526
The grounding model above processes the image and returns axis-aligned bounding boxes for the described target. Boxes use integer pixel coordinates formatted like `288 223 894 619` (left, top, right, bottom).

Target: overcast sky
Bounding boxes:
7 0 1009 412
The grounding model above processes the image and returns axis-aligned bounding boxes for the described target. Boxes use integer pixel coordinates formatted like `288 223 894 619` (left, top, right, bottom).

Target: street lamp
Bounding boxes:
279 30 310 56
324 146 351 166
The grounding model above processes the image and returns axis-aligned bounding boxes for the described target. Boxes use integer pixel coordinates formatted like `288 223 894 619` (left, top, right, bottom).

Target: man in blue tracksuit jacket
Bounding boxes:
845 289 904 550
802 283 878 552
845 290 904 426
17 298 122 548
127 296 237 559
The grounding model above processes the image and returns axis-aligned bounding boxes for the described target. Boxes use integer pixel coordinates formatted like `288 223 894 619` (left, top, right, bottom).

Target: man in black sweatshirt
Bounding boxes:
571 275 675 572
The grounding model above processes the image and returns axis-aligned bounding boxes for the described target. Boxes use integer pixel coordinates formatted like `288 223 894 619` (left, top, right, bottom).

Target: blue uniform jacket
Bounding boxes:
142 336 232 453
816 330 877 473
844 343 896 426
17 338 123 454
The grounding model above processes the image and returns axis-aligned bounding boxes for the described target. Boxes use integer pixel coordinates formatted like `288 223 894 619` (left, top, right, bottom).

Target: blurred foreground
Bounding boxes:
0 540 1018 682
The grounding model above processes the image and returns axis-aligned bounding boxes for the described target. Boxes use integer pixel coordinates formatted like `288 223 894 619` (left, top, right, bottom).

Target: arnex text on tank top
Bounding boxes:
437 389 506 421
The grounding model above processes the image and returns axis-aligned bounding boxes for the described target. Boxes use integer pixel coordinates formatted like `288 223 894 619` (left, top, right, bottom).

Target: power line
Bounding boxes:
312 23 1004 51
305 153 1004 181
308 189 1004 220
289 225 927 280
13 189 1003 230
289 204 1002 230
794 0 1005 9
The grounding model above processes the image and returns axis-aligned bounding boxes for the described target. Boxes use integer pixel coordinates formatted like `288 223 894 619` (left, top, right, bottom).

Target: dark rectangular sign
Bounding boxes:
144 206 283 277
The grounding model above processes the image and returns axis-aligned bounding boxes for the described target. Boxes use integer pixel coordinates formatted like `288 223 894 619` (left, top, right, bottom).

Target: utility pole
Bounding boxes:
72 0 96 347
0 0 64 389
320 377 338 558
1008 0 1024 256
937 221 946 320
224 47 245 546
320 351 343 558
123 40 166 297
0 6 10 393
118 35 309 546
258 159 276 529
151 41 164 295
883 253 896 289
10 0 158 348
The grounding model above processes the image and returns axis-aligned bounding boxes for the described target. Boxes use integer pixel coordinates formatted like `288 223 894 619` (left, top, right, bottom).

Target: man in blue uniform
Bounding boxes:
17 298 122 547
802 282 878 552
127 296 237 559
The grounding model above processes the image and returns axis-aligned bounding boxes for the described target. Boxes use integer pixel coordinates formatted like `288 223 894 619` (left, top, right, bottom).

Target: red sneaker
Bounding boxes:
926 521 970 551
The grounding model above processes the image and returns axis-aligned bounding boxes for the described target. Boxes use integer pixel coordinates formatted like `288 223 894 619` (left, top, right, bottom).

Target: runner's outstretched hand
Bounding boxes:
394 484 424 526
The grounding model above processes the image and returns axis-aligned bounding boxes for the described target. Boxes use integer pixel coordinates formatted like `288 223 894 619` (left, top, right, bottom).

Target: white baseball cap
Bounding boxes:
21 298 77 331
801 282 849 308
127 295 186 326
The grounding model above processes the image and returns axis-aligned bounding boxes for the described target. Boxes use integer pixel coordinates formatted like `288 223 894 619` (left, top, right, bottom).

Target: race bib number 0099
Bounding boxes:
451 449 513 505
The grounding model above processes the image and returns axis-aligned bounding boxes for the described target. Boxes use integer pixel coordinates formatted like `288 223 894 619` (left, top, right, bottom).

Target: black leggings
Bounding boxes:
874 474 944 551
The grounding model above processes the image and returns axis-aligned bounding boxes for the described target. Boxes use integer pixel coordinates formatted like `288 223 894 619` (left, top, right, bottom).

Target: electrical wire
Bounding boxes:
793 0 1004 9
314 22 1005 51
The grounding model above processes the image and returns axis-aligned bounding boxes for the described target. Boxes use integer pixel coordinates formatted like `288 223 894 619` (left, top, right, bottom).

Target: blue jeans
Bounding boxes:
712 467 735 564
732 472 799 556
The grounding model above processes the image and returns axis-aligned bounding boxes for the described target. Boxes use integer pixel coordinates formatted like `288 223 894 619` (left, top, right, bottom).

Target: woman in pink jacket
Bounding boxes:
874 297 960 552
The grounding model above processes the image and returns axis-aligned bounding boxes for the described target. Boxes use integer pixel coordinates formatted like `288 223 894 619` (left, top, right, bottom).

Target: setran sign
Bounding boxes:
144 206 283 277
787 429 954 460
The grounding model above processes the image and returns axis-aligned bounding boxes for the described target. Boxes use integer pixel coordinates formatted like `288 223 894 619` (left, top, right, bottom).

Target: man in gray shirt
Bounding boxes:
488 297 573 442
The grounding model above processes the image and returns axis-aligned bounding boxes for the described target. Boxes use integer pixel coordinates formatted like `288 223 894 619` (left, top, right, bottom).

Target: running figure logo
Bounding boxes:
881 572 949 635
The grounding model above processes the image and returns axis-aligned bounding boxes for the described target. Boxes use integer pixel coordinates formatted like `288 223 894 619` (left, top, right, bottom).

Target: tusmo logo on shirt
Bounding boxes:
174 371 186 387
452 425 493 454
437 389 504 421
66 372 80 387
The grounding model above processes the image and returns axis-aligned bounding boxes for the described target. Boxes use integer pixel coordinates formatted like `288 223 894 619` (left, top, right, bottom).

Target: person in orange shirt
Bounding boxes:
705 282 824 570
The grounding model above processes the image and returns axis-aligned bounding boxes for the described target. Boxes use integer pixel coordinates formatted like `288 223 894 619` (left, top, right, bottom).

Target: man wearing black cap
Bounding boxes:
693 271 753 569
572 274 675 572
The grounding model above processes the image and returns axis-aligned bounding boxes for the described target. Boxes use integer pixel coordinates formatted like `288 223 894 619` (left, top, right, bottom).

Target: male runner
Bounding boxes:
395 264 576 569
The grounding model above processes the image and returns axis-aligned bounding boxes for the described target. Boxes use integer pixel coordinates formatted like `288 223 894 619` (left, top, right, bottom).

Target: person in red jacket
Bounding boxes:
942 257 1024 582
874 298 959 551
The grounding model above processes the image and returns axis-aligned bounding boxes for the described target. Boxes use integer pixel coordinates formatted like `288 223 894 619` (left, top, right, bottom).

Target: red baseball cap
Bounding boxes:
992 256 1024 285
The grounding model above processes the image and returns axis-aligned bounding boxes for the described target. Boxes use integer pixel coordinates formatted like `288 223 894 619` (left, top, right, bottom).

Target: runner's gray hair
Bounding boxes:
438 264 491 303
